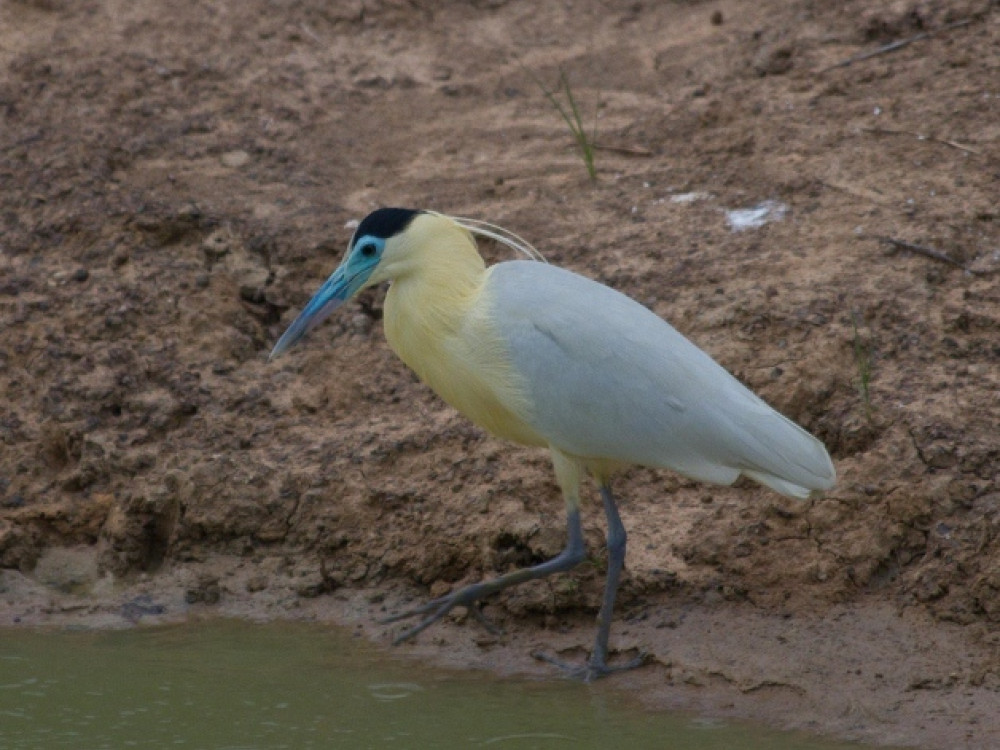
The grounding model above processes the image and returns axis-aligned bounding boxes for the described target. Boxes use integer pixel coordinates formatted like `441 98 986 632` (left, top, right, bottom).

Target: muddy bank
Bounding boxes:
1 1 998 748
3 554 998 749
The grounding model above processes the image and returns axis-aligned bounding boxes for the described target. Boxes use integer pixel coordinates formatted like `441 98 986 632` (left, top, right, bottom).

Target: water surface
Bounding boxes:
0 620 884 749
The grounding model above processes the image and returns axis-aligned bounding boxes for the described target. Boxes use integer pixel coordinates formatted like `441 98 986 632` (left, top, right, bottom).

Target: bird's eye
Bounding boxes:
360 242 377 258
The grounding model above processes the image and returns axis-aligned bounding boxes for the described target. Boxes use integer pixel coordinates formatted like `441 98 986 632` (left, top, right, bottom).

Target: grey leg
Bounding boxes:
534 483 647 681
589 484 627 669
384 507 586 643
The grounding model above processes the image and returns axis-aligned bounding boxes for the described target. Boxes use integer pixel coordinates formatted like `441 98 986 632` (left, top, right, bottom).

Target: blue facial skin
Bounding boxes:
269 235 386 359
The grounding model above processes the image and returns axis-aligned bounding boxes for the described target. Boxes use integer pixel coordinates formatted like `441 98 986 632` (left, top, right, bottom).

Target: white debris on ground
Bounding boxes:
724 200 788 231
670 191 712 204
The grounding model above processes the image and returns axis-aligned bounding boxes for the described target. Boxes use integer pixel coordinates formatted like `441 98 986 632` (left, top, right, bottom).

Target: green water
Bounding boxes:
0 620 876 749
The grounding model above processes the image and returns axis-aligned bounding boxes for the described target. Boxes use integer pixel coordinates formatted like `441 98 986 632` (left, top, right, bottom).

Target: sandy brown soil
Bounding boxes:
1 0 999 747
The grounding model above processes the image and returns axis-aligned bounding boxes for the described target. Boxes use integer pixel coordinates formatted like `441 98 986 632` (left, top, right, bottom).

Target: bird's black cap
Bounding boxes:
352 207 422 246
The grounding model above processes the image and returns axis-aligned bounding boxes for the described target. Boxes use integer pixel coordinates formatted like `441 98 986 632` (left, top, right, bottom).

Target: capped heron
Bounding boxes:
270 207 836 680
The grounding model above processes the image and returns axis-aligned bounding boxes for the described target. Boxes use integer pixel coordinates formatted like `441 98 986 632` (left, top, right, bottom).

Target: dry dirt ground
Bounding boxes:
1 0 999 747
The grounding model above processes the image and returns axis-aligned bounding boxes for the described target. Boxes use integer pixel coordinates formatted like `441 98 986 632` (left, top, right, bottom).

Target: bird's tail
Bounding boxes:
742 468 830 499
724 405 836 500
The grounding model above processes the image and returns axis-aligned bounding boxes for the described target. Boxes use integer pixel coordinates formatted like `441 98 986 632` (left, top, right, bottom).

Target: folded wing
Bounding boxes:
488 261 835 498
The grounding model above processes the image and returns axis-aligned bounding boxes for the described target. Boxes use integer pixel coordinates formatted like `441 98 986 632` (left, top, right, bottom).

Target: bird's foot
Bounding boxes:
531 649 650 683
380 582 502 644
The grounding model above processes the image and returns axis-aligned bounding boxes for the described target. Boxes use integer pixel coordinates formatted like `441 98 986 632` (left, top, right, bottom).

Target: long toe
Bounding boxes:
382 582 503 643
467 605 504 635
391 602 454 644
583 651 649 682
379 596 450 625
532 650 650 682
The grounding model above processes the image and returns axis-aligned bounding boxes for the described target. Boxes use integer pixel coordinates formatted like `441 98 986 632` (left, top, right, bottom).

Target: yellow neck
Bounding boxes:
382 215 486 350
381 216 541 446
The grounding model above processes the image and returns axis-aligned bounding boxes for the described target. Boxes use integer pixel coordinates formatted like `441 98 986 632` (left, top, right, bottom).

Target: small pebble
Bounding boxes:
72 268 89 282
221 150 250 168
350 313 373 335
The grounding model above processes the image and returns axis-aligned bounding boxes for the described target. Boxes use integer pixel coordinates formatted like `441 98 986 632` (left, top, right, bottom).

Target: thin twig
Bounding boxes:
591 142 653 157
819 18 972 73
869 235 984 274
850 310 874 424
298 22 322 44
860 127 980 155
820 179 891 206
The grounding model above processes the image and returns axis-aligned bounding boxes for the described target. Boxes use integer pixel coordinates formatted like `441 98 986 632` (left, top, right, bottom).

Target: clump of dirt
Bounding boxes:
1 1 998 747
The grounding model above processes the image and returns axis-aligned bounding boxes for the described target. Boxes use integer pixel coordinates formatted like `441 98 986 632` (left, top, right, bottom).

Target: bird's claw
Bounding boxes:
531 650 650 683
380 584 503 644
467 605 504 635
380 596 455 644
379 596 449 625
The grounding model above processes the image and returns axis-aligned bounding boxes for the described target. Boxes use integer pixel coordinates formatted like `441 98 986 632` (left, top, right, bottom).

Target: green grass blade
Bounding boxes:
528 66 598 181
